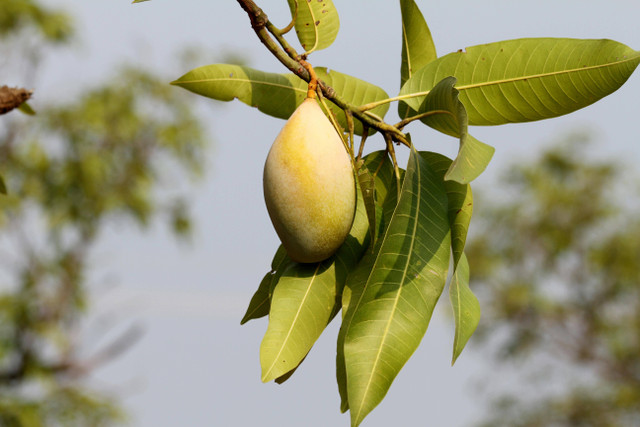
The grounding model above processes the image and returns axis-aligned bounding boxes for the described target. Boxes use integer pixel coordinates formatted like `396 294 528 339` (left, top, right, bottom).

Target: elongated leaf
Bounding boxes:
399 0 437 87
419 151 472 268
260 262 333 383
449 253 480 365
400 38 640 125
337 152 399 413
398 0 437 120
356 161 376 245
419 77 494 183
172 64 388 135
241 246 291 325
342 149 451 426
419 153 478 363
287 0 340 54
132 0 150 3
355 151 395 248
241 272 273 325
173 64 302 119
260 184 370 383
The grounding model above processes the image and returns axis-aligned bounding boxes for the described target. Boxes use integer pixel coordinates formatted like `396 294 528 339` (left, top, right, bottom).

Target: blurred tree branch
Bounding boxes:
0 86 32 115
0 1 209 425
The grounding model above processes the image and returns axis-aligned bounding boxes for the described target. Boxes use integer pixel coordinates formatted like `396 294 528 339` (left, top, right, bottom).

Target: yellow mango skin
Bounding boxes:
263 98 356 263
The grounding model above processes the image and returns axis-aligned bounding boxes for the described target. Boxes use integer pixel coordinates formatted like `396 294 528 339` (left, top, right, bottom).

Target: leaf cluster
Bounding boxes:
135 0 639 425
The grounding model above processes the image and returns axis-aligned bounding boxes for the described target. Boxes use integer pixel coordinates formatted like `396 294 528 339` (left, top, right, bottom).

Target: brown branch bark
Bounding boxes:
234 0 409 147
0 86 33 115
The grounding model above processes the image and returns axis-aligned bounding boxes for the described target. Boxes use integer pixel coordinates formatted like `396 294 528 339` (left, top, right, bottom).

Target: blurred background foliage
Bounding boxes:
0 0 208 425
467 134 640 426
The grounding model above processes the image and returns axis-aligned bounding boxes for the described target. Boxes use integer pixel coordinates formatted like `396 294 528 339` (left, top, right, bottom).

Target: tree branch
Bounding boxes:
0 86 33 115
235 0 410 147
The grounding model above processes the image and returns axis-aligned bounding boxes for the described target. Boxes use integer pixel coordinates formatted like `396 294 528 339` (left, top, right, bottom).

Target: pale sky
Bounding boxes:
24 1 640 426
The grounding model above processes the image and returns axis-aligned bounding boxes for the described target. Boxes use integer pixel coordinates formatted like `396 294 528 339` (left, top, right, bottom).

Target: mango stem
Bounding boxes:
300 59 318 99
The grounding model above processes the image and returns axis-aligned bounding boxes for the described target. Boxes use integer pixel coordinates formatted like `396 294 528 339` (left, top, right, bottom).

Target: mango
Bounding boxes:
263 98 356 263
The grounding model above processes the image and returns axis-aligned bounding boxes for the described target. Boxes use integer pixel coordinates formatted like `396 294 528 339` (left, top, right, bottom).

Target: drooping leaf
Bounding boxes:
449 253 480 365
446 134 494 184
259 184 370 383
400 38 640 125
398 0 437 119
355 151 395 248
356 161 376 245
241 246 291 325
417 77 494 183
419 151 472 268
337 152 400 413
241 272 273 325
342 149 451 426
287 0 340 54
172 64 388 135
274 354 307 385
419 152 478 363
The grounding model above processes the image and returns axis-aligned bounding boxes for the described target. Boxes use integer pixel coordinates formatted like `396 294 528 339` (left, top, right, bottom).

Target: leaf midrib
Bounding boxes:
354 154 422 423
401 18 411 82
174 77 305 93
456 54 639 92
397 51 640 107
452 266 462 350
302 0 320 55
262 264 321 381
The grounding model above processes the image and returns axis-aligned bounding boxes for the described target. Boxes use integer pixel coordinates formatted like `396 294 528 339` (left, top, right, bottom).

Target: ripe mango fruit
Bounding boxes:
263 98 356 263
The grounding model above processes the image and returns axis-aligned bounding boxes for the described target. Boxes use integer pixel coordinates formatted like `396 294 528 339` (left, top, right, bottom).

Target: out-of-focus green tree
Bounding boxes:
467 135 640 427
0 1 207 425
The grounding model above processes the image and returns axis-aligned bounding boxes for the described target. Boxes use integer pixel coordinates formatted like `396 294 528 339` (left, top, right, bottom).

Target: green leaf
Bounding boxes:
446 134 494 184
418 152 478 362
18 102 36 116
241 246 291 325
260 262 336 383
355 151 396 248
419 151 472 268
399 0 437 87
173 64 302 119
417 76 494 183
400 38 640 126
241 272 273 325
172 64 389 135
132 0 150 3
0 175 6 195
342 149 451 426
337 152 400 413
356 161 376 245
259 183 370 383
287 0 340 54
398 0 437 119
449 253 480 365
